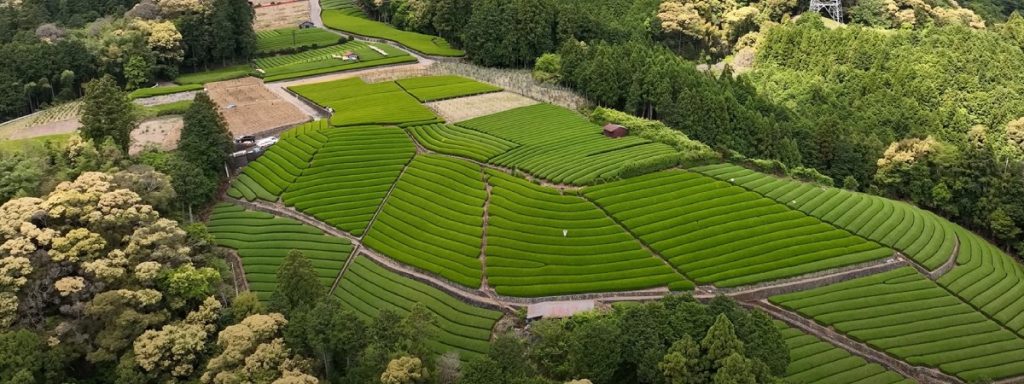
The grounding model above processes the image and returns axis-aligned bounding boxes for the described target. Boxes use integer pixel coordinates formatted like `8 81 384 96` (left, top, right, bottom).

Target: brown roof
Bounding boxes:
603 123 626 133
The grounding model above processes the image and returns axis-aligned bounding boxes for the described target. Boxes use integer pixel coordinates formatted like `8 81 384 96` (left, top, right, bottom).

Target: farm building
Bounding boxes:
298 20 314 29
603 123 628 138
526 300 595 321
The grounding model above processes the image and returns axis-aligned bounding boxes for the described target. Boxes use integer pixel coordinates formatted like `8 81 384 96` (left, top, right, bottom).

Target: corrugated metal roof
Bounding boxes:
526 300 596 320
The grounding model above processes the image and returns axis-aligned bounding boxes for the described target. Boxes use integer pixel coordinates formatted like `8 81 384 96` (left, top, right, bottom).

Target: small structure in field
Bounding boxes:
603 123 628 138
298 20 314 29
526 300 595 321
341 50 359 61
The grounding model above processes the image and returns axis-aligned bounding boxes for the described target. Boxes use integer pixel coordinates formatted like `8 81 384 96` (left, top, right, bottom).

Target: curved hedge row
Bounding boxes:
289 77 437 126
457 104 678 185
283 126 415 236
408 123 518 162
771 267 1024 381
335 256 501 361
363 155 486 288
227 121 330 202
396 75 502 102
207 203 352 300
583 170 893 287
692 164 957 270
939 225 1024 336
485 171 689 297
774 321 914 384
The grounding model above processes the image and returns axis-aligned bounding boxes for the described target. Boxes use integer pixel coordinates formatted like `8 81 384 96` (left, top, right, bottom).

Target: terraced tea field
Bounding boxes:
693 164 957 269
228 121 329 202
207 203 352 300
283 125 415 236
772 267 1024 381
397 75 503 102
486 171 688 296
407 123 518 162
335 257 501 360
363 155 486 288
775 321 914 384
256 41 414 81
319 0 463 56
290 78 438 126
457 104 679 185
584 170 893 286
214 73 1024 383
256 27 341 54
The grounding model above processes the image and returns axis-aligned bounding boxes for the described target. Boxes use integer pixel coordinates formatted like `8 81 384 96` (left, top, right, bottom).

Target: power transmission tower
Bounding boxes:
810 0 843 22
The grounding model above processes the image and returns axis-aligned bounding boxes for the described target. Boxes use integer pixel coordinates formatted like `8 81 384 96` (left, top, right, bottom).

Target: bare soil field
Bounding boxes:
130 116 183 155
254 1 310 31
426 91 539 123
206 77 309 137
0 101 82 140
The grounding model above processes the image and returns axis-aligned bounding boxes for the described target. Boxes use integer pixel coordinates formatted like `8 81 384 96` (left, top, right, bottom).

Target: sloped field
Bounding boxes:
485 171 689 296
283 125 415 236
363 155 486 288
335 257 501 360
693 164 957 270
289 78 438 126
457 104 678 185
228 121 329 202
396 75 502 102
256 27 341 53
771 267 1024 381
774 321 915 384
939 225 1024 336
583 170 893 287
207 203 352 300
407 123 518 162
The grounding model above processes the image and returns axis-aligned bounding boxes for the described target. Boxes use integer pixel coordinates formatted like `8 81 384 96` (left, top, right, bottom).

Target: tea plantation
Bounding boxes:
210 74 1024 381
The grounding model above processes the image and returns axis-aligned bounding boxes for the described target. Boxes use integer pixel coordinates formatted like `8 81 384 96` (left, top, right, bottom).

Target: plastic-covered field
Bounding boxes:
282 126 415 236
335 256 501 360
693 164 957 270
771 267 1024 381
774 321 915 384
407 123 518 162
228 121 329 202
207 203 352 300
457 104 678 185
484 171 689 296
583 170 893 287
396 75 502 102
289 78 438 126
939 225 1024 336
363 155 486 288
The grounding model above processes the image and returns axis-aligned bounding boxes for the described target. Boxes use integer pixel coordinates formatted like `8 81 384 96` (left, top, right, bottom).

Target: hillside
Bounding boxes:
215 73 1024 382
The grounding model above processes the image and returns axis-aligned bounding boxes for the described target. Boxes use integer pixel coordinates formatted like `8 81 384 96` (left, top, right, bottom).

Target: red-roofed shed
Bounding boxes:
603 123 628 138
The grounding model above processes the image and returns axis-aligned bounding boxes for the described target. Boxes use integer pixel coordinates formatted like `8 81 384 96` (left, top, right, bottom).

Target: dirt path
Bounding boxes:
748 300 960 383
133 91 198 107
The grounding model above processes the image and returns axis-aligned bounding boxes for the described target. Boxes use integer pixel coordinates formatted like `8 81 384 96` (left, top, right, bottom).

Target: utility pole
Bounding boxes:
810 0 843 22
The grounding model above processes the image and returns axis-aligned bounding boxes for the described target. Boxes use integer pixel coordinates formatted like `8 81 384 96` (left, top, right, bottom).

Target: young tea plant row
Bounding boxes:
283 125 416 236
693 164 956 270
771 267 1024 381
335 256 502 361
485 171 690 296
207 203 352 301
457 104 679 185
774 321 915 384
228 121 330 202
583 170 893 287
363 155 487 289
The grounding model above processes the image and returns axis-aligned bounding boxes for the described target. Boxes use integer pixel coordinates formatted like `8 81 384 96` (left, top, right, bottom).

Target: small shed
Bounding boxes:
341 50 359 61
526 300 596 322
603 123 628 138
298 21 315 29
